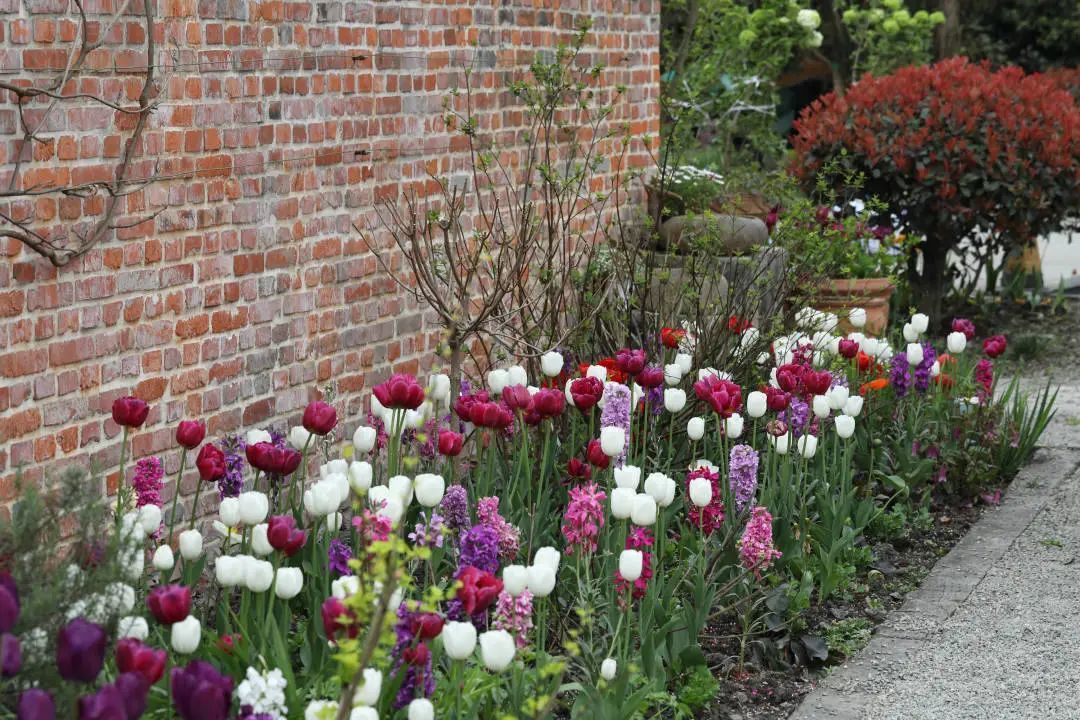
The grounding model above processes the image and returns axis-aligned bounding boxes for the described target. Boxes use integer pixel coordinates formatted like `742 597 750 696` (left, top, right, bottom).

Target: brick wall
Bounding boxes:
0 0 660 517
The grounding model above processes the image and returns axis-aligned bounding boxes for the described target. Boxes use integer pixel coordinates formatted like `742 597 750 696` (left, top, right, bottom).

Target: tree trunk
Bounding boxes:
935 0 963 59
448 333 463 410
913 238 949 322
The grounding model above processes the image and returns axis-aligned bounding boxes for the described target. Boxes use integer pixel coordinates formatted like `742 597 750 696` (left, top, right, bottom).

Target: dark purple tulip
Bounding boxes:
116 672 150 719
301 400 338 436
18 689 55 720
77 683 126 720
0 572 18 633
1 633 19 676
111 395 150 428
171 660 234 720
56 618 107 683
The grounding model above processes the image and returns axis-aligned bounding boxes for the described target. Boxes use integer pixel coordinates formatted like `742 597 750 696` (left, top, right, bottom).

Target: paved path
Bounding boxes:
790 382 1080 720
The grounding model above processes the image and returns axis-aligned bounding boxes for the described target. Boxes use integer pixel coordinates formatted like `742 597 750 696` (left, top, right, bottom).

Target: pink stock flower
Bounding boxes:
561 483 606 555
685 466 725 535
738 506 782 577
493 589 534 648
477 497 520 561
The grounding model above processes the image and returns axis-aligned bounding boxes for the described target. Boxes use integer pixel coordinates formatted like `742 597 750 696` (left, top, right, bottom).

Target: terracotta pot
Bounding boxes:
815 277 895 335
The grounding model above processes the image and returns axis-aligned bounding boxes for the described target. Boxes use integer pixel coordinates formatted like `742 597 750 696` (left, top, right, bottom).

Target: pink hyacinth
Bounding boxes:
131 456 163 508
352 509 394 545
493 589 534 648
561 483 607 555
615 527 654 601
738 506 782 577
477 497 520 561
685 466 725 535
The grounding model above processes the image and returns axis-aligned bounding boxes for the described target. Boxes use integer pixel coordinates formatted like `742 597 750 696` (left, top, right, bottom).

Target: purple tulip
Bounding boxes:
171 660 234 720
18 689 55 720
77 683 127 720
0 572 18 633
116 672 150 719
1 633 20 676
56 618 107 683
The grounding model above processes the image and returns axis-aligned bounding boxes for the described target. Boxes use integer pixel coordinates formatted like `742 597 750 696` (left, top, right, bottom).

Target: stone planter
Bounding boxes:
815 278 895 335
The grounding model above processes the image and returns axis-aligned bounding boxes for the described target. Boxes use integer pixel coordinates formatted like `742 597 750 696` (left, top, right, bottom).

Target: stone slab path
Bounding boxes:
790 382 1080 720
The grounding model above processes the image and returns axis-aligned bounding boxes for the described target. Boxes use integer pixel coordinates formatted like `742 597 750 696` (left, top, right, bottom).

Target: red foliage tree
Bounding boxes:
791 58 1080 316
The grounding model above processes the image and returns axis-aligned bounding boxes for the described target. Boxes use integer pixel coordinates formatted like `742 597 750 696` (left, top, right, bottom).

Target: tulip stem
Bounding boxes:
167 450 188 543
289 436 314 515
187 475 204 531
115 426 130 525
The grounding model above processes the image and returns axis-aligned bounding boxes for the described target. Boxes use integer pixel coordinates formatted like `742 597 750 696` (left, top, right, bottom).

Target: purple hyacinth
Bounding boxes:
728 444 759 513
327 539 352 577
218 435 246 498
647 385 664 416
780 395 812 438
890 352 912 398
408 513 446 549
439 485 470 531
458 524 500 574
599 382 632 466
390 602 435 709
913 341 936 395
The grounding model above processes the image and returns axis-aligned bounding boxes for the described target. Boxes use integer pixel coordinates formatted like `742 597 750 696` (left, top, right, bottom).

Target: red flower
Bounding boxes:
952 317 976 340
409 613 444 641
267 515 307 557
437 429 464 456
302 401 338 436
533 388 565 418
569 377 604 411
727 315 752 333
635 366 665 389
802 370 832 396
245 442 279 474
775 364 803 394
453 391 488 423
455 566 502 616
112 396 149 428
402 643 431 666
146 585 191 625
585 439 610 469
763 386 790 411
176 421 206 450
372 374 425 410
115 638 167 685
693 376 742 418
567 457 592 480
660 327 687 349
276 448 302 475
856 351 874 373
595 357 627 384
195 444 226 482
469 402 514 429
321 597 358 641
216 633 242 654
983 335 1007 358
615 348 646 376
501 385 533 412
838 338 859 359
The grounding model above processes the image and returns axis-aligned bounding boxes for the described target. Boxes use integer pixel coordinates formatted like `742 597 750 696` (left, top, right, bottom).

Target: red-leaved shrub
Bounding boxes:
791 58 1080 315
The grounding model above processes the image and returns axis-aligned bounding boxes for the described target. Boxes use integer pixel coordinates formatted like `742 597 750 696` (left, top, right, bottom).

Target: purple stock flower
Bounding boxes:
18 689 55 720
328 539 353 577
780 395 812 438
729 444 759 513
599 382 632 466
459 524 500 574
439 485 470 531
913 341 936 395
56 618 107 683
647 385 664 416
408 513 446 549
1 633 20 676
890 352 912 398
0 573 18 633
171 660 234 720
77 684 126 720
390 602 436 709
218 435 246 498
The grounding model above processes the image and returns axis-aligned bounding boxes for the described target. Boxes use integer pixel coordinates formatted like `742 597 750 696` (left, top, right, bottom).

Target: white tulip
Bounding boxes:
171 616 201 654
902 323 918 342
442 621 478 660
911 313 929 334
643 472 673 506
610 487 635 519
848 308 867 328
348 461 374 495
350 708 378 720
354 667 383 706
599 427 625 457
770 433 790 455
251 523 273 556
533 547 561 572
687 417 705 441
332 575 359 599
502 565 529 597
370 396 387 422
320 459 348 479
429 373 451 404
843 396 865 417
631 383 645 411
724 413 744 439
487 368 509 394
414 473 445 508
746 391 767 418
828 386 850 411
353 426 377 454
479 630 516 671
376 496 404 525
600 657 617 681
117 616 149 641
388 475 413 506
906 343 924 366
688 477 712 507
408 698 435 720
288 426 312 450
835 415 856 439
152 545 174 571
238 491 269 526
137 504 162 535
326 512 343 532
618 549 643 582
368 485 390 508
215 555 244 587
274 567 304 599
506 365 528 387
585 365 608 382
245 558 275 593
663 388 686 413
526 564 556 597
664 364 683 386
691 458 718 472
178 530 203 560
613 465 641 490
740 326 760 349
812 395 831 419
246 429 272 447
304 482 340 517
631 494 657 526
797 434 818 459
540 351 564 377
947 331 966 354
675 353 693 375
931 361 940 377
219 497 241 527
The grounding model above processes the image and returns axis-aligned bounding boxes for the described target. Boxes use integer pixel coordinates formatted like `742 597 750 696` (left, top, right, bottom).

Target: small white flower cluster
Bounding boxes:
237 666 289 720
663 164 725 187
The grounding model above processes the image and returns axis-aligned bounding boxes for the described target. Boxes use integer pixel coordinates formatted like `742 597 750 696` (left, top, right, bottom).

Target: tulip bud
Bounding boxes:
442 621 478 660
835 415 856 439
408 698 435 720
631 493 657 526
687 417 705 441
238 491 269 526
245 559 275 593
911 313 929 334
663 388 686 412
117 616 149 641
506 365 527 387
353 426 377 454
414 474 446 508
664 364 683 386
610 487 634 519
797 434 819 459
947 331 966 354
348 461 373 494
540 351 564 377
273 567 304 600
526 564 556 597
302 401 338 436
288 426 312 450
479 630 516 671
906 343 924 366
599 427 625 458
533 547 561 572
812 395 831 419
613 465 641 490
931 361 940 377
618 550 643 582
848 308 867 328
725 413 744 439
219 498 241 527
502 565 528 597
675 353 693 375
600 657 617 681
170 616 201 654
688 477 712 507
843 396 864 417
331 575 359 599
175 530 202 561
745 391 767 418
152 545 174 572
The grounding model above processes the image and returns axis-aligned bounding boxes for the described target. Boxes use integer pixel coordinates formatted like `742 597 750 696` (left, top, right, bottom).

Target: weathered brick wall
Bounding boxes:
0 0 659 516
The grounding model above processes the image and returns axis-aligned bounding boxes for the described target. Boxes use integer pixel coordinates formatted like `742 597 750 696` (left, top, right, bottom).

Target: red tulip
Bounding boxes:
693 376 743 418
302 401 338 436
660 327 687 349
453 391 488 423
112 396 149 428
195 444 226 481
402 643 431 665
982 334 1007 358
585 439 610 469
266 515 307 557
802 370 832 396
838 338 859 359
115 638 167 685
567 457 592 480
176 420 206 450
372 374 425 410
410 613 444 640
245 442 278 474
146 584 191 625
501 385 533 412
775 364 803 394
469 402 514 429
615 348 646 375
569 377 604 411
856 351 874 373
437 429 464 457
533 388 565 417
635 366 665 388
764 386 790 412
455 566 502 616
321 597 358 641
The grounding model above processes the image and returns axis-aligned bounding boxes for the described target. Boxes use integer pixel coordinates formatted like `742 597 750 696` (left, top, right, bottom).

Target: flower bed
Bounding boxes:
0 310 1053 719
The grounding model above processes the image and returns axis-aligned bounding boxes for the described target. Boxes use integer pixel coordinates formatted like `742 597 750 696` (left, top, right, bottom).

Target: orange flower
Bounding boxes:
859 378 889 395
937 353 958 368
934 373 955 389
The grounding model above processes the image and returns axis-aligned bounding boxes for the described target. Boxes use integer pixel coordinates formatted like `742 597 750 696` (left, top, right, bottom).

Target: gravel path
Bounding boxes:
790 383 1080 720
